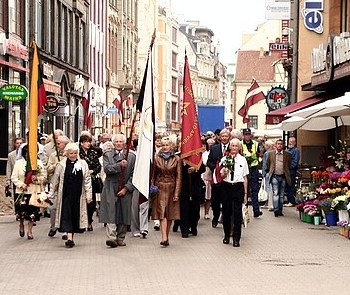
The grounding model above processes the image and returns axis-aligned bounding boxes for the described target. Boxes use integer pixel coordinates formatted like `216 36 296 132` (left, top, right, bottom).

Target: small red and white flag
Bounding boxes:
81 88 92 129
238 80 265 123
113 91 124 124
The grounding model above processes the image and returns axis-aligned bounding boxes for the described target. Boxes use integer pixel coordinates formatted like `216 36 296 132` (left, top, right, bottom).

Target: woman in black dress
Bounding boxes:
79 134 102 231
50 143 92 248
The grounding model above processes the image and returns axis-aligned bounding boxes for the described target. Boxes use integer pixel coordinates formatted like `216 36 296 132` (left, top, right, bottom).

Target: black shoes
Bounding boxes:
212 220 218 228
65 240 75 248
140 231 148 238
19 225 25 237
191 228 198 236
62 234 68 240
87 225 93 231
181 233 189 238
48 228 57 237
233 241 240 247
173 223 179 232
154 225 160 231
223 237 230 244
106 240 118 248
253 211 263 218
274 211 284 217
160 240 169 247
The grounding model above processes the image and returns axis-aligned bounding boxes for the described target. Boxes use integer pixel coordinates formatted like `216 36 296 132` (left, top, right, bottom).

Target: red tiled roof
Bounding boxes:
235 50 280 82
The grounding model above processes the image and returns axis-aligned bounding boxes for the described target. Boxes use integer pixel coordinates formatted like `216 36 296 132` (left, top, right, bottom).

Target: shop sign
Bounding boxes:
265 1 290 20
302 0 324 34
43 63 53 78
269 43 289 51
0 84 28 102
44 95 67 113
6 36 29 61
74 75 85 92
266 86 289 111
312 32 350 77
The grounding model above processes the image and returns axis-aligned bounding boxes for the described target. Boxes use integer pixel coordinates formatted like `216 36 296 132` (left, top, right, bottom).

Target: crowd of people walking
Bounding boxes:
5 127 300 248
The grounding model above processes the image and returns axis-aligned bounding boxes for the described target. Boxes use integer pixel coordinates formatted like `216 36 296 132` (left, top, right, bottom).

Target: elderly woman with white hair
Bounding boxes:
220 138 249 247
50 142 92 248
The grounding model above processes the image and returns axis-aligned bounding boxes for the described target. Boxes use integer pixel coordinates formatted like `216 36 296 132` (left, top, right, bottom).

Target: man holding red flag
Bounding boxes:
179 54 205 238
238 80 265 123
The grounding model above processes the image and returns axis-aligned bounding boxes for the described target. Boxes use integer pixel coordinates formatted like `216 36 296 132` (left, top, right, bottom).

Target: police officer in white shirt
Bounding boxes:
220 138 249 247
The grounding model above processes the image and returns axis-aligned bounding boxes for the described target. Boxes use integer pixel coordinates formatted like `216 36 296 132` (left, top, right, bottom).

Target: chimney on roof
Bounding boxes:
259 47 265 58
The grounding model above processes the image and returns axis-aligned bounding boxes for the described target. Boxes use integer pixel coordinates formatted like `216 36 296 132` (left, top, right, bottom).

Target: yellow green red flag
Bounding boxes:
27 41 47 180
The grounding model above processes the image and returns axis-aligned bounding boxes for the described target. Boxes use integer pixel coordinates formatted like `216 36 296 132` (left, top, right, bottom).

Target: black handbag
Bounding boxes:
92 175 103 193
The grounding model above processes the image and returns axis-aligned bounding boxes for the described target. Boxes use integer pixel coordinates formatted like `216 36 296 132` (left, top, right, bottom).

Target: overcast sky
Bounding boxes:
167 0 267 64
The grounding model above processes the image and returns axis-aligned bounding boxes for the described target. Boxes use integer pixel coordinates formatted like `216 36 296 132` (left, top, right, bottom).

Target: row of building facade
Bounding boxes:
2 0 349 172
0 0 229 174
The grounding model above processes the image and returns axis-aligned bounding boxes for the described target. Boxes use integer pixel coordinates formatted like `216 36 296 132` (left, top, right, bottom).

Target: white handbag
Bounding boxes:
258 180 268 202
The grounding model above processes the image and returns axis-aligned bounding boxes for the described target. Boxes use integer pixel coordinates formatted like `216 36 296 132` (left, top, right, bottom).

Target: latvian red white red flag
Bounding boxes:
238 80 265 123
81 88 92 130
113 91 124 125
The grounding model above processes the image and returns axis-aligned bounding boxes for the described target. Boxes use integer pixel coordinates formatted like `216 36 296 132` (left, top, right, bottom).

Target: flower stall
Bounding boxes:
296 141 350 236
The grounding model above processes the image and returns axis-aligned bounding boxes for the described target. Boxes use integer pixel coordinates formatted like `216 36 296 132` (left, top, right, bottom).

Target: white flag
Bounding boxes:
132 53 154 199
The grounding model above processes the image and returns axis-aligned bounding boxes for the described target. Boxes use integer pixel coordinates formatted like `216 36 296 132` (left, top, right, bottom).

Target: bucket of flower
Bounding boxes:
303 203 319 224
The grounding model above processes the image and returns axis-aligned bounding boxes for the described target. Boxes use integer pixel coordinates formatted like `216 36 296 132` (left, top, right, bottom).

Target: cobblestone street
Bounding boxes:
0 206 349 295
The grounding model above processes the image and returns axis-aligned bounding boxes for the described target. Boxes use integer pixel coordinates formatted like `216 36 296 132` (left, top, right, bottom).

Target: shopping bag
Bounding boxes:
242 204 250 228
29 192 50 208
258 180 268 202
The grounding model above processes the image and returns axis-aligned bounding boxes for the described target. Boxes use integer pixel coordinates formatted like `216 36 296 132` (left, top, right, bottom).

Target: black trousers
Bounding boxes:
87 190 97 225
180 195 201 234
221 182 244 242
211 183 223 223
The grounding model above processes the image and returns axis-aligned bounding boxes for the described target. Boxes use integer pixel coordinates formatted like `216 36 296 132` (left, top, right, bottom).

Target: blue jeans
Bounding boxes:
271 175 286 212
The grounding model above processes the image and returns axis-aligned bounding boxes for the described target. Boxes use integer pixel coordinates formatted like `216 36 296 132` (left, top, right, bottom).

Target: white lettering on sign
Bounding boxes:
312 43 326 73
302 0 323 34
333 33 350 66
269 43 289 51
312 32 350 73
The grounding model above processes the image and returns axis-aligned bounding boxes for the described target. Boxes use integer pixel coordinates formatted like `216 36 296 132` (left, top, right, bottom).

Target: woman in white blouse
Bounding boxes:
11 144 47 239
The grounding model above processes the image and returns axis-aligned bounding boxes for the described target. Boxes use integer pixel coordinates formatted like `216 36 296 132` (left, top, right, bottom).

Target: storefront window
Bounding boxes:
9 70 21 85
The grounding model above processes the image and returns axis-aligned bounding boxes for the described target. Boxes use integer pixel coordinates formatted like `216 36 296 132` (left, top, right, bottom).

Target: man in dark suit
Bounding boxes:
207 129 231 228
179 162 206 238
266 139 292 217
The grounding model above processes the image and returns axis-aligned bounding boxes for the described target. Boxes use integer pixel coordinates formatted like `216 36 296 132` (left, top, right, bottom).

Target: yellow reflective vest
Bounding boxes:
241 141 259 168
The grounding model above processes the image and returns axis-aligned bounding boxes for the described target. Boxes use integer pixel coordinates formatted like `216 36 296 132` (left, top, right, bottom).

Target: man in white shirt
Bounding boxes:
220 138 249 247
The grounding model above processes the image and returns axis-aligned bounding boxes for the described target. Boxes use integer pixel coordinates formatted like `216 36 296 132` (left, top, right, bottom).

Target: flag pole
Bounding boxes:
125 29 156 157
118 30 156 190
